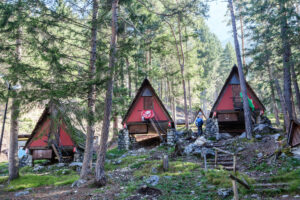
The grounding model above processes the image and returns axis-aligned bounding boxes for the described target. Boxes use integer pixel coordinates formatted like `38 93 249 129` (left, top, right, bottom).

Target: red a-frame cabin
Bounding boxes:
122 79 174 141
24 106 85 163
209 66 265 133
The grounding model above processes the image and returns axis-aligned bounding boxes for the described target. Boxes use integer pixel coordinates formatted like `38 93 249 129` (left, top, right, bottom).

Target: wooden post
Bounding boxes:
233 155 237 173
163 154 169 171
215 149 218 168
204 154 207 171
232 179 239 200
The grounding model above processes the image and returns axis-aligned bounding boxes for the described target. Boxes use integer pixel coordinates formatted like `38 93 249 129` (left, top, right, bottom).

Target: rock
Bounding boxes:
217 188 232 198
239 132 246 138
33 165 44 172
56 163 65 167
151 167 158 174
218 133 232 140
146 175 160 186
281 195 289 198
237 147 245 152
257 153 263 158
255 134 262 139
69 162 83 167
15 190 30 197
280 153 287 158
113 160 122 165
194 136 207 146
272 133 281 141
174 139 186 156
71 179 87 188
19 155 32 167
196 182 201 186
253 124 275 134
137 185 162 196
137 148 146 153
164 176 171 179
251 194 260 199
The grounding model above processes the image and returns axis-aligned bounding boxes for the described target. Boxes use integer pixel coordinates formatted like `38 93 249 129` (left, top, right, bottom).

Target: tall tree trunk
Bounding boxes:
126 58 131 98
238 5 246 69
271 67 290 131
280 3 293 122
80 0 99 179
267 65 280 125
188 78 192 116
228 0 253 139
9 26 22 180
177 15 189 129
95 0 118 187
291 63 300 115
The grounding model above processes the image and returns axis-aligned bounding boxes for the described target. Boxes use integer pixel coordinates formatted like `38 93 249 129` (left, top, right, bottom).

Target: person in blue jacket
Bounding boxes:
195 115 204 136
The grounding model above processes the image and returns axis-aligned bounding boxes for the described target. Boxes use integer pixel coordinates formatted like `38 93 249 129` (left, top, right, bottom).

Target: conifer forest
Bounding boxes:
0 0 299 199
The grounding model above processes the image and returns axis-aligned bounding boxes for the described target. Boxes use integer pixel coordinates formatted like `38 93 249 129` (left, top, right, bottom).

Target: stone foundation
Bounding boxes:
167 128 176 146
205 118 219 136
118 129 130 150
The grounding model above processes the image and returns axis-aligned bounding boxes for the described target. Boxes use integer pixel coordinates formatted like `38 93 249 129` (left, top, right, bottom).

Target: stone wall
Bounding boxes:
205 118 219 137
118 129 130 150
167 128 176 146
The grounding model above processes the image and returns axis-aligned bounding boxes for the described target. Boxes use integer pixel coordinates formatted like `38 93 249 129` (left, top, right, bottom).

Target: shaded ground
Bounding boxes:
0 134 299 200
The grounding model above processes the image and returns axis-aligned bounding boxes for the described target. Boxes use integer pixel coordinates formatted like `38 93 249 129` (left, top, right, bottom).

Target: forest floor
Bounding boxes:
0 134 299 200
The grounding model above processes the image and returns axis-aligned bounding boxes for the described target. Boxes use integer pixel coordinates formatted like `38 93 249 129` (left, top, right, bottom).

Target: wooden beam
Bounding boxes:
229 174 250 190
213 147 234 156
51 144 62 162
150 118 164 142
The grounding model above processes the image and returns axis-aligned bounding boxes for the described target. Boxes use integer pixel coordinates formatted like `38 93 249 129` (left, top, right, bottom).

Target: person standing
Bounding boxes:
195 115 204 136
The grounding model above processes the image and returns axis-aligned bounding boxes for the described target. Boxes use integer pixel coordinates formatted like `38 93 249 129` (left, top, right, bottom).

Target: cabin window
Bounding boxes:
144 97 153 110
142 88 152 97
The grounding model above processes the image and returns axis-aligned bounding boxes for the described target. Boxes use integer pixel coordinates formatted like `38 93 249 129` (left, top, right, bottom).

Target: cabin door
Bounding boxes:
144 97 153 110
231 85 242 109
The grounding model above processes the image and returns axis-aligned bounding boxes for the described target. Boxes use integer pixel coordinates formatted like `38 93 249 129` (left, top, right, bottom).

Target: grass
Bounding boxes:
6 173 79 191
105 155 148 171
0 162 9 176
106 148 127 160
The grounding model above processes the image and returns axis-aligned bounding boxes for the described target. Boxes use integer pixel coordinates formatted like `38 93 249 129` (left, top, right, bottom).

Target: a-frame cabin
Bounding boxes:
122 79 174 141
209 66 265 133
288 120 300 147
24 106 85 163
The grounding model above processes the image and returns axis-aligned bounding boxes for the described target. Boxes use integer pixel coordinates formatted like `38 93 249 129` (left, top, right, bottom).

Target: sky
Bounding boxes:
205 1 233 47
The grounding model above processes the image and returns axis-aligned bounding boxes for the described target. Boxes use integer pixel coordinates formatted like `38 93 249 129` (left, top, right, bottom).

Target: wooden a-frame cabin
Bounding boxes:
209 66 265 133
122 78 174 142
24 105 86 163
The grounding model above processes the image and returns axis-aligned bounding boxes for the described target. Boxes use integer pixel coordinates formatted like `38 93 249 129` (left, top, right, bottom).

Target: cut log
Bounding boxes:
163 155 169 171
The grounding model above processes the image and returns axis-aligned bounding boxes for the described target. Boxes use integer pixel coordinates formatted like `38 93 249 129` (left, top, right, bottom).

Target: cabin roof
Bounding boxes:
209 66 265 117
288 120 300 147
122 78 173 124
24 105 86 150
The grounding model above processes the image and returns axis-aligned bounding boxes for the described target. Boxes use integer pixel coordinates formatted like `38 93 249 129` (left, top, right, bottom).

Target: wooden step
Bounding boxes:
207 161 233 166
253 183 289 188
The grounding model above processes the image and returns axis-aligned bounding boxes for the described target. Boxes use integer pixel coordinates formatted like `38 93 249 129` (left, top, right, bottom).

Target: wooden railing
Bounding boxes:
213 147 237 173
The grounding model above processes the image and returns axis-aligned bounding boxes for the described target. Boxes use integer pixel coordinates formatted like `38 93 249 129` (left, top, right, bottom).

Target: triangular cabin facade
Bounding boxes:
209 66 265 133
288 120 300 147
24 107 85 163
122 79 174 141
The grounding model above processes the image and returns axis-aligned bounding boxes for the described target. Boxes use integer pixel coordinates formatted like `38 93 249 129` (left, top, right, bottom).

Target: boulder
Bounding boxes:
146 175 160 186
69 162 83 167
71 179 87 188
15 189 31 197
217 133 232 140
253 124 275 134
239 132 246 139
255 134 262 140
194 136 207 146
217 188 232 198
33 165 44 172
